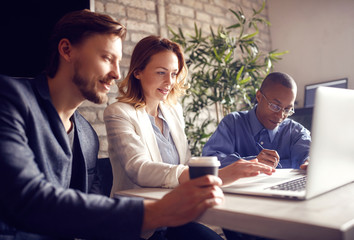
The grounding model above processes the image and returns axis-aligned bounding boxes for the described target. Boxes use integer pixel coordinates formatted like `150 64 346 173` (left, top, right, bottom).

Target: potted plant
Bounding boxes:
169 2 287 156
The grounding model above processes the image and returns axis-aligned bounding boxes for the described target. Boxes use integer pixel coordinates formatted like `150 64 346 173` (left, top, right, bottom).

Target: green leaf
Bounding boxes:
194 23 199 38
213 48 222 63
270 50 289 57
224 50 233 63
227 23 241 29
253 1 266 15
178 28 185 40
253 17 271 26
236 66 244 81
168 26 178 37
229 9 241 22
240 30 259 40
239 76 251 85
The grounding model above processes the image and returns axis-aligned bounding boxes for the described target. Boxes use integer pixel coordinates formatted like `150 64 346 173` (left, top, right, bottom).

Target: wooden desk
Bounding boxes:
116 182 354 240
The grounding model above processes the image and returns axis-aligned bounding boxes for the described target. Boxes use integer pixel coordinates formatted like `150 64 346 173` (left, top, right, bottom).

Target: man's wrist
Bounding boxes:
243 155 257 161
142 200 164 231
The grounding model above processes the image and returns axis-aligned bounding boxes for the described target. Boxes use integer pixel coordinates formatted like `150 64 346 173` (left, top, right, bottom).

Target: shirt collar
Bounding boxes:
34 73 52 102
147 107 166 122
34 73 80 126
249 105 279 143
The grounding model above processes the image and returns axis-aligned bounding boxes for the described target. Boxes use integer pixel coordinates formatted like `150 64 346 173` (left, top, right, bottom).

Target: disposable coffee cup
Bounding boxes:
188 156 220 179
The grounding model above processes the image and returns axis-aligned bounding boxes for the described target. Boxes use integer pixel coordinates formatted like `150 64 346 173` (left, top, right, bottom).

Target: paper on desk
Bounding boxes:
225 169 305 187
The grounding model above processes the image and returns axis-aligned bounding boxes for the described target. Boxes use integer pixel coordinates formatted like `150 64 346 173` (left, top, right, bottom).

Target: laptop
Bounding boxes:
222 86 354 200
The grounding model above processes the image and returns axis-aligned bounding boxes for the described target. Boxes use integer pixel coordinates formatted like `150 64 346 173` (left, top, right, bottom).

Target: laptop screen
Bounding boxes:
306 86 354 198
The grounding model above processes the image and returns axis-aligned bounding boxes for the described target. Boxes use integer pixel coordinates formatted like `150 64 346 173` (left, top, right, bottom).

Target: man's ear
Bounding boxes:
255 90 262 103
58 38 73 62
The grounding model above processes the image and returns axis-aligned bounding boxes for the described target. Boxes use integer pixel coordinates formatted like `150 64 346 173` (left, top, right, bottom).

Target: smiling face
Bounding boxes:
71 33 122 104
255 83 296 130
134 50 179 106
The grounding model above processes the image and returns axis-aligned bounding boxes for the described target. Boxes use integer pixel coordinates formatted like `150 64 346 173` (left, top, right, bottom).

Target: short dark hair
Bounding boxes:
260 72 297 92
45 9 126 78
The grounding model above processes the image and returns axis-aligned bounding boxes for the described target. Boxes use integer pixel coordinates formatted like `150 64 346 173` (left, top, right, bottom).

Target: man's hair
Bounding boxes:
118 35 188 108
45 9 126 78
260 72 297 93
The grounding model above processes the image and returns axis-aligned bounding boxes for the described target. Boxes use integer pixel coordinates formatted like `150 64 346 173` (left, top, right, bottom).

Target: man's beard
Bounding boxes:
72 62 108 104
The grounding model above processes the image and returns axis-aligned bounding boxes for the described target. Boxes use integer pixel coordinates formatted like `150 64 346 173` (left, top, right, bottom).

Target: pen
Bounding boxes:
256 142 264 150
256 142 282 168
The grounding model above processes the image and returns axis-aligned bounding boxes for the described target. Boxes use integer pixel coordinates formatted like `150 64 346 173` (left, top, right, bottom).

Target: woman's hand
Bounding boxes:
218 158 275 186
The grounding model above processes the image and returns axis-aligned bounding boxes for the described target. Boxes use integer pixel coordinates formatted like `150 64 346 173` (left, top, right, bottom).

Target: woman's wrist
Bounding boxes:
178 167 190 184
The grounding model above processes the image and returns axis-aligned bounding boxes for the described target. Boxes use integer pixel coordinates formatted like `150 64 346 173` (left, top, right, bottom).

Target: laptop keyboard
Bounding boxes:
268 176 307 192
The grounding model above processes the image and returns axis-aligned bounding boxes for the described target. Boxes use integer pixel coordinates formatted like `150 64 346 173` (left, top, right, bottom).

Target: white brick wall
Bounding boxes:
196 11 211 22
82 0 271 157
168 4 195 18
105 2 125 14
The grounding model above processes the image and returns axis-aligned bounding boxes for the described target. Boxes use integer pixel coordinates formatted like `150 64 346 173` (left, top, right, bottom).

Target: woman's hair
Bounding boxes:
46 9 126 78
118 35 188 108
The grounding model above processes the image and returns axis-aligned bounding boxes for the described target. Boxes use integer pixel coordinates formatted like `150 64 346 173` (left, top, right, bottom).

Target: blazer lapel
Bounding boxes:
136 107 163 163
71 113 88 192
159 103 187 164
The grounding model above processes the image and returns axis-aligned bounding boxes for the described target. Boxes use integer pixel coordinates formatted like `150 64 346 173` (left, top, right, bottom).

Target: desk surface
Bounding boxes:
116 182 354 240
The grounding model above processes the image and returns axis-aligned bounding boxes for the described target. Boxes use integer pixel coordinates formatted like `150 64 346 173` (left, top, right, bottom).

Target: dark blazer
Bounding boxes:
0 74 143 240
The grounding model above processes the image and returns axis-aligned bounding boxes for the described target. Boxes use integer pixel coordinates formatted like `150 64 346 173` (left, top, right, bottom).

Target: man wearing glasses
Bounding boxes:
203 72 311 170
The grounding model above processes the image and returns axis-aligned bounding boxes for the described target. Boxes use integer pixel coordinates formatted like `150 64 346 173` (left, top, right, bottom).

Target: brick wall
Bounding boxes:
79 0 272 158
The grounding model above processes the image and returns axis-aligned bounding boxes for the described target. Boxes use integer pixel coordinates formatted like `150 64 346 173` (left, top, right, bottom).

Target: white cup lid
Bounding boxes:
188 156 220 167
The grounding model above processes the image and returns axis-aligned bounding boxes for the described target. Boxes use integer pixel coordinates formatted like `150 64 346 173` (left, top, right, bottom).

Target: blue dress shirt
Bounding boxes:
202 106 311 169
148 108 180 165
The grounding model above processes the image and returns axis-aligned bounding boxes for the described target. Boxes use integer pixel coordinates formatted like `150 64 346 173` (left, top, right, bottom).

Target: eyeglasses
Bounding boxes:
260 91 295 117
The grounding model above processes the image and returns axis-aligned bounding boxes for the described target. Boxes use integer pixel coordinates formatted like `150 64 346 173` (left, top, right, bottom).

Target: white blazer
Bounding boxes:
104 101 190 196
